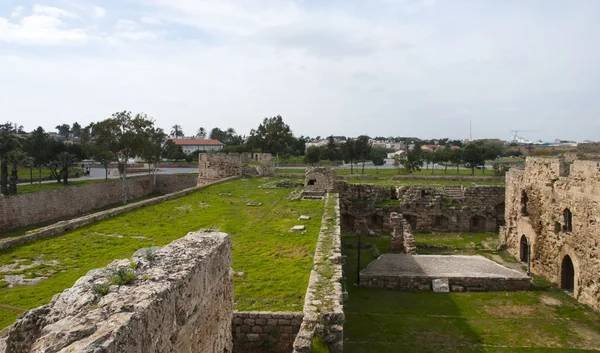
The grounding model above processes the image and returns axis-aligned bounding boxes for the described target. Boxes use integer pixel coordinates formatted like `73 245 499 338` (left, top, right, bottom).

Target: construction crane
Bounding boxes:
510 130 536 143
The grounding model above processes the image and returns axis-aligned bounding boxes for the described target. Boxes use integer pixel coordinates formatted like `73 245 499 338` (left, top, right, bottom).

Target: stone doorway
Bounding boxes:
561 255 575 291
469 215 486 232
519 235 528 262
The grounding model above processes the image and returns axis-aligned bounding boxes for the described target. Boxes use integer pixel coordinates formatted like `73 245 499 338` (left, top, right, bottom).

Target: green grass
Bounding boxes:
12 179 107 196
17 168 83 182
346 179 505 186
335 168 490 177
275 168 306 174
0 178 324 328
342 233 600 352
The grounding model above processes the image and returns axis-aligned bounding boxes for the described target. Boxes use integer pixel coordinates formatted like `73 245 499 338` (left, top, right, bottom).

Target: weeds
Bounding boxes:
111 268 136 286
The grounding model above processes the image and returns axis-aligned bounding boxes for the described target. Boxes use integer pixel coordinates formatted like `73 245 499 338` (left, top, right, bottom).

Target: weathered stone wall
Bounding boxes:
0 174 197 232
293 193 344 353
304 167 337 192
336 181 505 234
0 176 240 250
232 311 303 352
502 157 600 310
0 231 233 353
359 274 531 291
198 153 274 185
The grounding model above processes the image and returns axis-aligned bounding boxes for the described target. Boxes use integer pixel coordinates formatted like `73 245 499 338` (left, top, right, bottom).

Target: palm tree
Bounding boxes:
57 152 75 186
0 130 21 195
196 127 207 139
171 125 183 139
5 150 31 194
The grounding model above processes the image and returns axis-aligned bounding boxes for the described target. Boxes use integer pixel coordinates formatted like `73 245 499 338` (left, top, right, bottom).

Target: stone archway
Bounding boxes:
469 215 486 232
561 255 575 291
519 235 529 262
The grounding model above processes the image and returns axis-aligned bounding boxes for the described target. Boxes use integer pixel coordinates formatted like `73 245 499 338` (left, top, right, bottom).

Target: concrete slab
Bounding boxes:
298 215 311 221
290 225 306 232
359 254 531 292
361 254 530 279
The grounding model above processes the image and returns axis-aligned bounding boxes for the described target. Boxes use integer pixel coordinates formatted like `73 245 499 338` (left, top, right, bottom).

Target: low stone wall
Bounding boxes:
0 174 198 232
274 173 305 179
0 176 240 250
293 193 344 353
391 175 504 181
359 275 531 292
0 231 234 353
232 311 303 352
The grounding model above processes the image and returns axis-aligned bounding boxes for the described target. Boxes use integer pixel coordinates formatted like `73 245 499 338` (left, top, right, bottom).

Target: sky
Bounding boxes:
1 0 599 142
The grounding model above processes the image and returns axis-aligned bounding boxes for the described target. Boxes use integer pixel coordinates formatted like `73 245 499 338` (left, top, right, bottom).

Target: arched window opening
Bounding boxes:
470 215 486 232
561 255 575 291
563 208 573 233
519 235 529 262
435 215 449 229
521 191 529 217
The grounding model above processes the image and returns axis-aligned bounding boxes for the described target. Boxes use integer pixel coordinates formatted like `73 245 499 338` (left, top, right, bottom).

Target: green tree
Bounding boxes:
450 148 464 174
82 124 115 180
170 124 184 139
304 146 321 165
247 115 295 155
343 139 358 174
5 150 31 194
435 148 452 174
0 130 21 195
404 145 423 173
463 142 486 176
196 127 207 139
162 140 184 160
355 135 372 174
90 112 155 204
23 127 51 184
55 124 71 139
57 152 75 185
71 122 82 137
371 148 386 173
142 127 167 189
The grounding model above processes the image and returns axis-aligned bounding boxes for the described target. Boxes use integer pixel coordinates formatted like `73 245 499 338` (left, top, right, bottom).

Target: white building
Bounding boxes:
167 138 224 153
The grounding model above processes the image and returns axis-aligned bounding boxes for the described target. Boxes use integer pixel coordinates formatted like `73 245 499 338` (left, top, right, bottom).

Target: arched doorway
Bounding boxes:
403 215 417 232
519 235 529 262
561 255 575 291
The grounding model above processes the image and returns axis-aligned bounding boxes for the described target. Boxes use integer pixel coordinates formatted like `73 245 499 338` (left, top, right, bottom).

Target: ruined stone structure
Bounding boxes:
390 212 416 254
0 174 199 232
0 231 234 352
304 167 337 192
502 157 600 310
198 153 274 185
336 182 505 235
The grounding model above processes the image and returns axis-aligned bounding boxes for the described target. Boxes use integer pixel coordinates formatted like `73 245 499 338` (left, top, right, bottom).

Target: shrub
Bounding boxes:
111 268 136 286
92 282 110 298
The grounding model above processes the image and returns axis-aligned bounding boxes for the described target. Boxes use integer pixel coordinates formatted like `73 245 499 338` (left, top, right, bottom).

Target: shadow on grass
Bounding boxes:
342 234 484 353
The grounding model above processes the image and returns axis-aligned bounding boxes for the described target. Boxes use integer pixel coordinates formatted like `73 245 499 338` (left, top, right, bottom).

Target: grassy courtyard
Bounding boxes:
343 232 600 352
0 178 324 328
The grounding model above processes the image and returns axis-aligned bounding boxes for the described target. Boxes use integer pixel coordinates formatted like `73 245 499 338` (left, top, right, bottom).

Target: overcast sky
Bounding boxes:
1 0 599 142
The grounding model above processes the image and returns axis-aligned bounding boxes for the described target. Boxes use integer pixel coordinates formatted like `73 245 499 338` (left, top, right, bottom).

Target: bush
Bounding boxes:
92 282 110 298
111 268 136 286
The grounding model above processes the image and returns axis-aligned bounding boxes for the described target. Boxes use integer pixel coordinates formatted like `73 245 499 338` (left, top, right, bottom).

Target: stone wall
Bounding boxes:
293 193 344 353
198 153 274 185
502 157 600 310
0 176 240 250
304 167 337 192
359 274 531 292
336 181 505 234
0 174 197 232
232 311 303 352
0 231 234 352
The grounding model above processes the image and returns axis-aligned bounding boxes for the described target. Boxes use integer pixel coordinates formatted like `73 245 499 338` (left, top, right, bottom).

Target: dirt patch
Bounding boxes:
568 322 600 350
90 232 123 238
175 204 193 211
540 295 562 306
0 259 61 288
485 305 534 317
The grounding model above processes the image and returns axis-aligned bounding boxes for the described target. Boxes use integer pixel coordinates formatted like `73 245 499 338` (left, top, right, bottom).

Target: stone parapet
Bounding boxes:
0 231 234 353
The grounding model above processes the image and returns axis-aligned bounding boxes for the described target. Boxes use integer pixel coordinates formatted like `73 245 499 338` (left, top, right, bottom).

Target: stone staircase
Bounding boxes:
301 191 325 201
444 186 464 201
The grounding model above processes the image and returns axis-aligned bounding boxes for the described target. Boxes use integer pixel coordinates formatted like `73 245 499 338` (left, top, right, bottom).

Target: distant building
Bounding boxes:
306 140 328 148
166 138 224 153
387 150 405 159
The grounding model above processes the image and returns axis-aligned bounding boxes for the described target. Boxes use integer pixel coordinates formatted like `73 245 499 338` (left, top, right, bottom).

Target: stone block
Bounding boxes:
298 215 311 220
290 225 306 232
432 278 450 292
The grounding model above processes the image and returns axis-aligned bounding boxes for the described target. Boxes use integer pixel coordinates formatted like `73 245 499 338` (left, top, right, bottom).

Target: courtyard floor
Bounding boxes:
0 178 324 329
343 233 600 352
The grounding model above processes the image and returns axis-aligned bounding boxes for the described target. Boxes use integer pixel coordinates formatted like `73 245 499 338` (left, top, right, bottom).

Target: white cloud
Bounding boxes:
32 5 79 19
10 6 24 18
93 6 107 19
140 16 163 25
0 15 87 45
